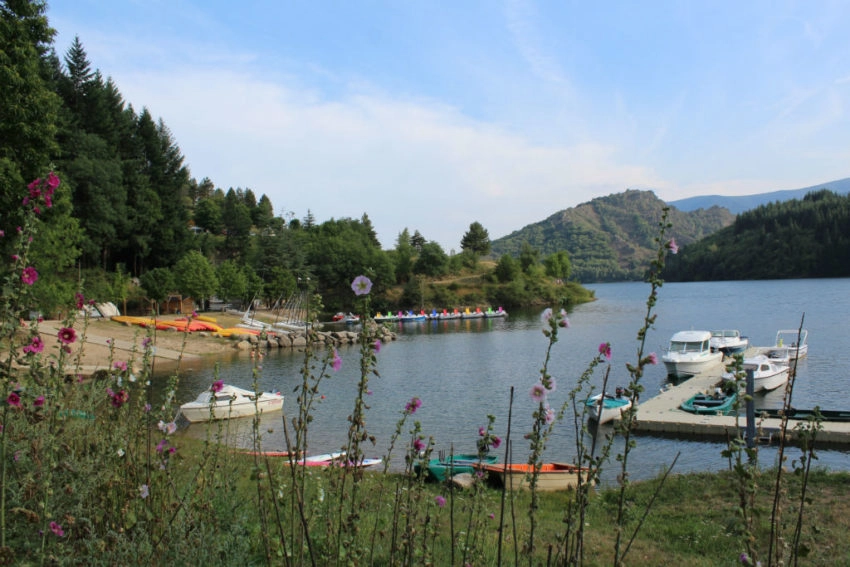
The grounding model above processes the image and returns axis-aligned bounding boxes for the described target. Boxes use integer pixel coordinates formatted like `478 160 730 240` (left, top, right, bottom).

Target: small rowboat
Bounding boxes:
755 408 850 422
586 387 632 424
478 462 590 491
415 453 498 482
680 390 737 415
179 384 284 422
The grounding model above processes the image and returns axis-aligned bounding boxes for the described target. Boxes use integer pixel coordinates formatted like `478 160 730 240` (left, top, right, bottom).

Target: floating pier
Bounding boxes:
632 351 850 446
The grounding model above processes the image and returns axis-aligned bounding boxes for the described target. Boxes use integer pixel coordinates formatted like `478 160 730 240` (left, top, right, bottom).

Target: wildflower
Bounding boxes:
7 392 21 408
558 309 570 328
33 395 44 407
529 383 547 403
647 352 658 365
158 420 177 435
489 513 495 519
479 426 486 437
413 437 426 452
156 439 167 453
58 327 77 344
543 377 556 392
598 342 612 360
332 349 342 371
113 361 127 372
142 336 152 348
117 448 125 457
46 171 60 191
108 388 129 408
435 495 446 507
491 435 502 449
21 266 38 285
144 403 152 413
139 484 149 499
351 275 373 296
405 397 422 414
211 380 224 393
10 254 19 261
539 308 553 323
22 335 44 354
668 238 679 254
0 230 4 237
544 406 555 424
373 339 382 353
49 521 64 537
75 293 85 309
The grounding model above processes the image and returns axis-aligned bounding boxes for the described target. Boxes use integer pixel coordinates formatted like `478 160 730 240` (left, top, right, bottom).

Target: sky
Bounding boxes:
45 1 850 251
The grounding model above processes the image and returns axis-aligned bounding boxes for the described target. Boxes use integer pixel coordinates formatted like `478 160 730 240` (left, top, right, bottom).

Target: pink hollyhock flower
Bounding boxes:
529 383 547 403
668 238 679 254
332 349 342 371
413 437 426 452
647 352 658 365
351 275 373 296
405 397 422 413
113 361 127 372
75 293 85 309
478 426 486 437
211 380 224 393
373 339 382 353
598 342 612 360
23 335 44 354
539 308 553 323
58 327 76 344
21 266 38 285
46 172 60 191
33 395 44 407
7 392 21 408
139 484 149 499
491 435 502 449
49 521 64 537
435 495 446 507
156 439 167 453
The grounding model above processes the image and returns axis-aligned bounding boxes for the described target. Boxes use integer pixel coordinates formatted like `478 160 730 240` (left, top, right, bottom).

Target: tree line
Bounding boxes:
1 2 581 316
663 189 850 281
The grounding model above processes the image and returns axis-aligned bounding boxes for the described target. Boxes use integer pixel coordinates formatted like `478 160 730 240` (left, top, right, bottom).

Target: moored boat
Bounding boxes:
586 387 632 424
755 407 850 422
774 329 808 359
478 462 590 491
709 329 749 354
723 354 790 392
484 307 508 318
680 389 738 415
661 330 724 379
179 384 284 422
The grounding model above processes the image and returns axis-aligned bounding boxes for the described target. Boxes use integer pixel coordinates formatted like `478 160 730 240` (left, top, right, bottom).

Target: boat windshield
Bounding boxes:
670 340 707 353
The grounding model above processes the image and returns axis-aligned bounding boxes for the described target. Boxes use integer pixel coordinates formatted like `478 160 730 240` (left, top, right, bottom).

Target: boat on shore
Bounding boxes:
661 330 725 379
586 387 632 424
709 329 749 355
179 384 284 422
477 462 590 491
415 453 498 482
680 389 738 415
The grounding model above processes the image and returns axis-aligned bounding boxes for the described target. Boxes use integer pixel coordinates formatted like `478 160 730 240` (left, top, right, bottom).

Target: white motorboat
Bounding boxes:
709 329 749 355
585 387 632 424
662 330 725 379
774 329 808 359
179 384 284 422
723 354 790 392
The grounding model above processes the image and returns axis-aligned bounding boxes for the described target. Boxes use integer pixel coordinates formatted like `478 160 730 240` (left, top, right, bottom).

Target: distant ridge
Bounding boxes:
668 177 850 214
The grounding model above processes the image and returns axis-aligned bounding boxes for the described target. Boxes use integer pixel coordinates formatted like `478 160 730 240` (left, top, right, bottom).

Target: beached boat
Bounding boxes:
299 452 382 468
709 329 749 354
478 462 589 491
179 384 284 422
680 390 738 415
586 388 632 424
416 453 499 482
774 329 808 359
723 354 790 392
661 330 724 379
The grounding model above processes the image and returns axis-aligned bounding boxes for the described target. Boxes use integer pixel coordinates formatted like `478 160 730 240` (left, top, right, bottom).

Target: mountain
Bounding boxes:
668 177 850 214
490 190 734 282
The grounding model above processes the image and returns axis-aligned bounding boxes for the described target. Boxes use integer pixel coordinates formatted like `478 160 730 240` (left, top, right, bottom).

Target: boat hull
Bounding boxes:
585 394 632 424
180 386 284 423
479 463 589 491
662 353 724 379
417 454 498 482
680 392 737 415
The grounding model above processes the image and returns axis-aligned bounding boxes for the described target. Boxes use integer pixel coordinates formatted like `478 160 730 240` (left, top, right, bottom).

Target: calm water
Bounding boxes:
169 278 850 485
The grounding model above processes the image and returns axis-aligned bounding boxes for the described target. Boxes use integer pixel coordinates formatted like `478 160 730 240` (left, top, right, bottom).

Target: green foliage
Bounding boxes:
215 259 248 304
544 250 571 280
412 241 448 277
173 250 218 307
664 189 850 281
493 253 520 283
460 221 491 260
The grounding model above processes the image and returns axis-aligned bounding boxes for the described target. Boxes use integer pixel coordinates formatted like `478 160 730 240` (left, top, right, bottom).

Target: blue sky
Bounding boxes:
46 1 850 251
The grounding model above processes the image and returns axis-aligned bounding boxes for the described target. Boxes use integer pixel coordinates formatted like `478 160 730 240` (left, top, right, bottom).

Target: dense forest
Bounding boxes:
0 2 593 316
491 190 735 281
663 190 850 281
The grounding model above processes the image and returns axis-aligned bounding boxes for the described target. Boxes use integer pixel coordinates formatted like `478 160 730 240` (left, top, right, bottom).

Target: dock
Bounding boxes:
632 353 850 446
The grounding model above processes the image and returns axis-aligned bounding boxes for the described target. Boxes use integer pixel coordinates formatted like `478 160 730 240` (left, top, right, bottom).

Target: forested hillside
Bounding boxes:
0 3 595 315
663 190 850 281
490 190 734 282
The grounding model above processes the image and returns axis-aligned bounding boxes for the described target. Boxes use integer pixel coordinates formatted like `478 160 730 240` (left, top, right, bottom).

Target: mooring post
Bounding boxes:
746 367 755 449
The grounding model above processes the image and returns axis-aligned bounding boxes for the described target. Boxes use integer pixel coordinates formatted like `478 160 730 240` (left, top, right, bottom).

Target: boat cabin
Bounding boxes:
667 330 712 354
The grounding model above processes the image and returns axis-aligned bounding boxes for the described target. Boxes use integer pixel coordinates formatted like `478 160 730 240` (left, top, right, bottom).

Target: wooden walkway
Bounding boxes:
632 352 850 446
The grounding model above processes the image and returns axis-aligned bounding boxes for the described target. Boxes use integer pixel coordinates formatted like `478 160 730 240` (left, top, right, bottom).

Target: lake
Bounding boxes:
170 278 850 485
